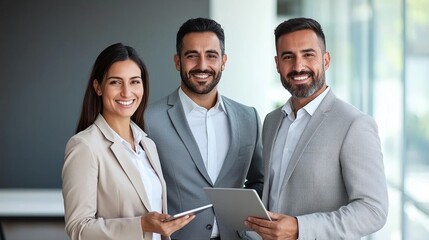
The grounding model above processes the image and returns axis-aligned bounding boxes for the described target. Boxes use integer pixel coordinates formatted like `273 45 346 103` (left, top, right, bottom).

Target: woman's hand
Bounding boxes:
140 212 195 237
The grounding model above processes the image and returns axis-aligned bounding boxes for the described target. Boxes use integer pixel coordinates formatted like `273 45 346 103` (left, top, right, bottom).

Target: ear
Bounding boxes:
221 54 227 71
93 79 102 96
274 55 280 73
323 51 331 71
174 54 180 71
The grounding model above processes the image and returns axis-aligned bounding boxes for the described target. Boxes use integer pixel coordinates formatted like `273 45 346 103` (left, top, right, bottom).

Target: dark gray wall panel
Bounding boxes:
0 0 209 188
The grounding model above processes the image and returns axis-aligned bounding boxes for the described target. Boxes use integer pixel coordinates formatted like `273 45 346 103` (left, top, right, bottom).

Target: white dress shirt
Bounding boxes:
269 87 330 212
113 123 163 240
178 88 230 238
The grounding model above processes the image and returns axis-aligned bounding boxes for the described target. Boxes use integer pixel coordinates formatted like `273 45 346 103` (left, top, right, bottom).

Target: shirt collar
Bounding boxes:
281 86 330 117
178 87 227 115
129 122 143 146
109 121 143 148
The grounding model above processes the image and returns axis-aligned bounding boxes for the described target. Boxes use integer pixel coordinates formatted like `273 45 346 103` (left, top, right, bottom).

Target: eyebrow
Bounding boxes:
301 48 317 54
106 76 142 80
206 50 220 55
280 48 317 57
183 49 220 56
183 50 198 56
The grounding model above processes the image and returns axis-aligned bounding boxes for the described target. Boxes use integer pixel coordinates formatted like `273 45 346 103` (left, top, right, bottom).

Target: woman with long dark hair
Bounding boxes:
62 43 194 240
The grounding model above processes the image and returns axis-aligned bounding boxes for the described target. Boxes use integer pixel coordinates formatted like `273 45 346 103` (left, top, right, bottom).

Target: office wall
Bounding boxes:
0 0 209 188
210 0 277 119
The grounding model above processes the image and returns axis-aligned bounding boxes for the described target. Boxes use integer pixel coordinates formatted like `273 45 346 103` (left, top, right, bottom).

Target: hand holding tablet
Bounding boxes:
204 187 271 231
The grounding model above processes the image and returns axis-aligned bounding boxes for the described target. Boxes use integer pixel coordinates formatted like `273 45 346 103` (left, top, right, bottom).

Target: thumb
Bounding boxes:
268 211 283 220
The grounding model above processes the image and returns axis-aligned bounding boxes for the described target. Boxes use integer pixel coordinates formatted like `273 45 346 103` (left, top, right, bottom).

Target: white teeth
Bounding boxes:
193 73 210 79
117 100 133 106
292 75 309 81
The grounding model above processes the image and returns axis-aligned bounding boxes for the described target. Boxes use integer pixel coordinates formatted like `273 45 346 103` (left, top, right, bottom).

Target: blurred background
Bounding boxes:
0 0 428 239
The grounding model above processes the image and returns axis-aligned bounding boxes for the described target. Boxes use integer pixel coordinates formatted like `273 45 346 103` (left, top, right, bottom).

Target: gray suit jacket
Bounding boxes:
62 115 168 240
261 90 388 239
144 90 264 240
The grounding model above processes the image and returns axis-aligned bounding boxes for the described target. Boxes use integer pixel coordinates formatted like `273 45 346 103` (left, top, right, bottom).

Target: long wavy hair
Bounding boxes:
75 43 149 133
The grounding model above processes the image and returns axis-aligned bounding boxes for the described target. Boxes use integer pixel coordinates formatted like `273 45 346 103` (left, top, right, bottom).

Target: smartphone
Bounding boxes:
163 204 213 222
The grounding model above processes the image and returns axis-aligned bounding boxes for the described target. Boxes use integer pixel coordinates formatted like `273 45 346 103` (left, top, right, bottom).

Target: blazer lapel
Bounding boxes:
95 115 153 212
262 109 284 205
215 97 239 184
140 138 163 180
279 90 335 190
139 134 168 213
166 92 213 185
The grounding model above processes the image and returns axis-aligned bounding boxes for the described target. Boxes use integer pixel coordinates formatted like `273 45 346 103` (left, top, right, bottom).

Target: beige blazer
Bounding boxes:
62 115 168 240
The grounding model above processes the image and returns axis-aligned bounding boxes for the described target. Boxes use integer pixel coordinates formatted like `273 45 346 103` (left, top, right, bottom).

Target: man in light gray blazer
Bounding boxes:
245 18 388 239
144 18 264 240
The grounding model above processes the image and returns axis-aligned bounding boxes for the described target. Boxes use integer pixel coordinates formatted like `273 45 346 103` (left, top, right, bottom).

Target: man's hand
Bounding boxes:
245 211 298 240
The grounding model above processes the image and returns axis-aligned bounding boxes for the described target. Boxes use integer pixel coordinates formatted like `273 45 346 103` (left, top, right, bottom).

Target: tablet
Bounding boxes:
204 188 271 231
163 203 213 222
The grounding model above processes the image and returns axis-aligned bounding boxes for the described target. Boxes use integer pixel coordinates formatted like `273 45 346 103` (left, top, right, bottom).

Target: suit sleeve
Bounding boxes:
244 107 264 197
296 115 388 239
62 136 145 240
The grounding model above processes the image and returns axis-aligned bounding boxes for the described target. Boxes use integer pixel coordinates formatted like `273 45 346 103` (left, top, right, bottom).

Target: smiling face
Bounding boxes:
93 59 143 122
174 32 227 97
275 29 330 102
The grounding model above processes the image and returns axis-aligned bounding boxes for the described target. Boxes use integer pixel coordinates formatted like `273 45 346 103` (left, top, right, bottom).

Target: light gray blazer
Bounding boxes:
62 115 168 240
144 90 264 240
261 90 388 239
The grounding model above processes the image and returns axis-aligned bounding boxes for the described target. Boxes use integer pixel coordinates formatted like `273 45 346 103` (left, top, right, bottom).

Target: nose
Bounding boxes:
121 83 131 97
196 56 208 70
293 57 305 72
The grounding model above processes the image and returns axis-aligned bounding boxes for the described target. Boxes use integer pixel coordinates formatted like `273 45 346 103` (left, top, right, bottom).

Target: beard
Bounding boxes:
180 67 222 95
281 69 326 98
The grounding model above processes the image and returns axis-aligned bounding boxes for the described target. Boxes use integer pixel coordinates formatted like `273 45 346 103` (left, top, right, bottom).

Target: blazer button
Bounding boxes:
206 224 213 230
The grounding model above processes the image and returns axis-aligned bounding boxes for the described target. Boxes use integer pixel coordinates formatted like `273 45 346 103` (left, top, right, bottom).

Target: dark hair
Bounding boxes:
274 17 326 51
75 43 149 133
176 17 225 56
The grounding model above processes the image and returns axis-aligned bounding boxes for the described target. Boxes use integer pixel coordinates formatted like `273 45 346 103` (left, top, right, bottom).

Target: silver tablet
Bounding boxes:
203 187 271 231
163 203 213 222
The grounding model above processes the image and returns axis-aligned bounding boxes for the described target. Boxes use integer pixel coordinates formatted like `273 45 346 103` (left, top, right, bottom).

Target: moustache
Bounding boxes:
287 70 314 78
189 69 215 75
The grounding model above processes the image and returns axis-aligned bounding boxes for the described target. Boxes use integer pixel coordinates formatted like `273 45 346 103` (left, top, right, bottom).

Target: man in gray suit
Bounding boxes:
144 18 264 240
245 18 388 239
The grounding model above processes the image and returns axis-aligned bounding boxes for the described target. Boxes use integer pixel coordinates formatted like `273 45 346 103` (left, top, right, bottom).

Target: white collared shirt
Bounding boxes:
269 87 330 212
113 123 162 240
178 87 230 238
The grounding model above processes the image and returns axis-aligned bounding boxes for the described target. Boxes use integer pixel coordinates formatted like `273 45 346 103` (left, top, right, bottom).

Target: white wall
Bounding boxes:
210 0 278 119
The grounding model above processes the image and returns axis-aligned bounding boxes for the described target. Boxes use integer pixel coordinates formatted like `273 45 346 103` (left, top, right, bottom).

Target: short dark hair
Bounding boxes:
274 17 326 51
176 17 225 56
76 43 149 133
